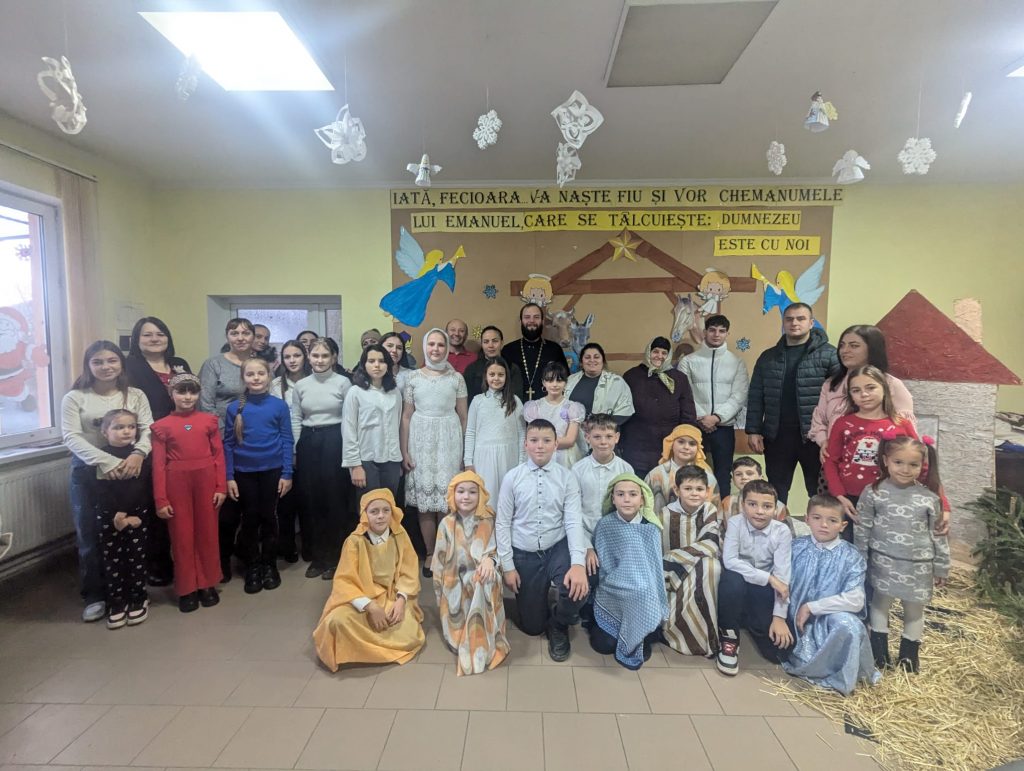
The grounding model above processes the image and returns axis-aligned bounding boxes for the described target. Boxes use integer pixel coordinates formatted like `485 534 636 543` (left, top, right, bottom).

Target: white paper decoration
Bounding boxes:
551 90 603 149
766 141 787 176
953 92 972 129
473 109 502 149
37 56 86 134
898 137 936 175
832 150 870 184
176 54 201 101
555 143 581 188
804 91 837 133
314 104 367 164
407 153 441 187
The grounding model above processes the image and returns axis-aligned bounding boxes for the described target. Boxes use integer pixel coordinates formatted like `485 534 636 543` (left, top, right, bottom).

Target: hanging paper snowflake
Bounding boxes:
37 56 86 134
736 337 751 352
551 90 604 149
555 143 581 188
482 284 498 299
473 109 502 149
766 141 787 176
470 324 483 341
176 54 201 101
314 104 367 164
832 149 870 184
897 137 936 175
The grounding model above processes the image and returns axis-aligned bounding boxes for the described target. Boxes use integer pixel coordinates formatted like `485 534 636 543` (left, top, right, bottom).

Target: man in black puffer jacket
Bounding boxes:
745 303 838 503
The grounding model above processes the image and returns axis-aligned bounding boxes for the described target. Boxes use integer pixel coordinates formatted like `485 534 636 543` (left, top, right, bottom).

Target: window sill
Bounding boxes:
0 443 70 469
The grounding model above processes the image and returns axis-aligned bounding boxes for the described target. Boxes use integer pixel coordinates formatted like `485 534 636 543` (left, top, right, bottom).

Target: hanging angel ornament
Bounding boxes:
473 109 502 149
766 140 787 175
953 91 972 128
804 91 837 133
37 56 87 135
314 105 367 164
551 90 603 149
832 149 870 184
407 154 441 187
555 143 581 188
898 137 936 175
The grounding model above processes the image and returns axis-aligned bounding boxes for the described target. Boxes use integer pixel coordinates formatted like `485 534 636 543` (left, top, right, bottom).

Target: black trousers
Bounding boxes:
219 498 241 567
704 425 736 497
297 425 350 569
513 538 586 636
717 568 788 663
353 460 402 498
763 424 821 504
235 468 282 564
97 507 149 610
277 466 301 556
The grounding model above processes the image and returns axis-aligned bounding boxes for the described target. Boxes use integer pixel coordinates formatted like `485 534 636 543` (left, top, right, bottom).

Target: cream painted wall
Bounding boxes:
148 189 391 368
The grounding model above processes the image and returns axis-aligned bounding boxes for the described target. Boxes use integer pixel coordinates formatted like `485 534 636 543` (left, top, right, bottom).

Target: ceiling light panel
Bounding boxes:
139 11 333 91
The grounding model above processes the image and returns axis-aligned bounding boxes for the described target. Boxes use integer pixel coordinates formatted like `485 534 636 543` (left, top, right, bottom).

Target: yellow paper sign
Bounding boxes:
391 185 843 210
410 210 804 233
713 235 822 256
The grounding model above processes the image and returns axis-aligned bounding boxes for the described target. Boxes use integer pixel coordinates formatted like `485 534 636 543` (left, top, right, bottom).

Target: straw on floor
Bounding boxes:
766 571 1024 770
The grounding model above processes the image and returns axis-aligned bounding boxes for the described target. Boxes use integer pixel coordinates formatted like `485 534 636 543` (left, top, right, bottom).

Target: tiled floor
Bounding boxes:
0 556 879 771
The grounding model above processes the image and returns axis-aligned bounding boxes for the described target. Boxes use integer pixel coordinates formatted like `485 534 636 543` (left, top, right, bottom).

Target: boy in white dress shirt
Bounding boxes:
497 419 589 661
716 479 794 675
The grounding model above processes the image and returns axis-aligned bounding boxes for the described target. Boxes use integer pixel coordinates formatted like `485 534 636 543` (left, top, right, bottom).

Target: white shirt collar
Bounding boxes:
527 458 552 472
617 512 643 525
367 527 391 545
813 536 843 550
591 454 618 469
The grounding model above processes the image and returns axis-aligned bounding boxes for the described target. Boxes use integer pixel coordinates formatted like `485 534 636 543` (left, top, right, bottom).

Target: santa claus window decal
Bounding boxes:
0 194 62 450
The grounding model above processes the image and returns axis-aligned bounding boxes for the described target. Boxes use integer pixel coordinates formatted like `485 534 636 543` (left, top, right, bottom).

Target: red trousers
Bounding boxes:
165 461 221 596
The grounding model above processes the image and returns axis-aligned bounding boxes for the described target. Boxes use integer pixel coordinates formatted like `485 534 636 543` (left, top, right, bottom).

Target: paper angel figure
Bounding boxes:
551 90 604 149
555 143 581 188
898 137 936 175
804 91 836 133
520 274 553 307
407 154 441 187
37 56 87 134
696 269 732 315
751 256 828 324
314 105 367 164
832 149 870 184
473 109 502 149
379 227 465 327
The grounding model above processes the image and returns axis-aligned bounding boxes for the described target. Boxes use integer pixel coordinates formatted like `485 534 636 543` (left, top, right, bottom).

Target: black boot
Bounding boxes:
262 561 281 591
897 637 920 673
243 564 264 594
869 631 891 669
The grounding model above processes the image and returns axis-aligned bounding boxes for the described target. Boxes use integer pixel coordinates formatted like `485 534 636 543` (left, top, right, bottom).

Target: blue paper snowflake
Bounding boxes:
483 284 498 299
736 337 751 352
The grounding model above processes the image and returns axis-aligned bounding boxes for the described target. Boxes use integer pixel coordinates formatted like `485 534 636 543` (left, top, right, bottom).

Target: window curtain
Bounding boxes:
55 169 101 359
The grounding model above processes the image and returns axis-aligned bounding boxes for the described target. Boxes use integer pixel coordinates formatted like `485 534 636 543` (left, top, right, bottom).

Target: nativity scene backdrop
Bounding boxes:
384 183 837 373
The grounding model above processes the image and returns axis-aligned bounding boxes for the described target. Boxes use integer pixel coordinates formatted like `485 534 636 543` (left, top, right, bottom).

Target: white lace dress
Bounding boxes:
463 390 526 499
404 368 467 511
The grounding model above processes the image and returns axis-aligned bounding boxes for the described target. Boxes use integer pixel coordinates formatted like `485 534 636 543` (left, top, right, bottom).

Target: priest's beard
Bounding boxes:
521 324 543 343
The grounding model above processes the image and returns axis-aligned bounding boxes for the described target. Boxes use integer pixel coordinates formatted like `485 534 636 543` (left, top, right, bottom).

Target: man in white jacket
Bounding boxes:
678 315 750 496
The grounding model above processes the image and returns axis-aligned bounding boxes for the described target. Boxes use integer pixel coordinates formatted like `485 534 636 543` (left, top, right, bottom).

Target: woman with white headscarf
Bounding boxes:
400 328 468 575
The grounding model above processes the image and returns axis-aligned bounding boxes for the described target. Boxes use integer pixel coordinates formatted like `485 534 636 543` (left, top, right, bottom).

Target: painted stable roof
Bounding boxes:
876 290 1021 386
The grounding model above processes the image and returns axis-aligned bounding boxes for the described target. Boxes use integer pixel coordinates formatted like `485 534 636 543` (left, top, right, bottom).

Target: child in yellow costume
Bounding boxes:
431 470 511 676
313 489 425 670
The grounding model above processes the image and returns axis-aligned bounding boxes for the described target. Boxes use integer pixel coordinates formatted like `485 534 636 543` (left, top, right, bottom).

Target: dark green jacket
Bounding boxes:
745 327 838 440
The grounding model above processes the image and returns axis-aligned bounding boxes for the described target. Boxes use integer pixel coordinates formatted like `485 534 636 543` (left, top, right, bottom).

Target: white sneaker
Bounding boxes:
82 601 106 623
107 608 127 630
717 629 740 676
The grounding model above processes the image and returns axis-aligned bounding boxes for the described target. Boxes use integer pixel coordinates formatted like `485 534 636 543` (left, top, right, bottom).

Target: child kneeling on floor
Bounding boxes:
313 489 425 670
588 474 668 669
716 479 793 675
782 495 880 695
497 418 589 662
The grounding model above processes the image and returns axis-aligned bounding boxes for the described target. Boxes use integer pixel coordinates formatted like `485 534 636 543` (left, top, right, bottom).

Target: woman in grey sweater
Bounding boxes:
198 317 255 581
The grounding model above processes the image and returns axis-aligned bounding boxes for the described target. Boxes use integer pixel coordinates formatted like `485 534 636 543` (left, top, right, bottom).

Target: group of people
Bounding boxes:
59 300 951 695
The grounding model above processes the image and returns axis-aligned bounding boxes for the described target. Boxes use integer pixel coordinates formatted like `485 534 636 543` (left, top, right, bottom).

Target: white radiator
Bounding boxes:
0 453 73 576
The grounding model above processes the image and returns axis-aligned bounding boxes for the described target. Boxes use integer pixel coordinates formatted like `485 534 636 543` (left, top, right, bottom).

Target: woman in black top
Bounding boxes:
125 316 191 584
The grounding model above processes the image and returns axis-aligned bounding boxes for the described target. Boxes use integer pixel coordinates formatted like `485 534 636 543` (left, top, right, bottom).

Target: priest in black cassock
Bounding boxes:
501 303 569 402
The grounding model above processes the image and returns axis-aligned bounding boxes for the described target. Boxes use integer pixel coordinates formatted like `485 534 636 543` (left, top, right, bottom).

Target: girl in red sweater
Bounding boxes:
151 374 227 612
824 365 918 523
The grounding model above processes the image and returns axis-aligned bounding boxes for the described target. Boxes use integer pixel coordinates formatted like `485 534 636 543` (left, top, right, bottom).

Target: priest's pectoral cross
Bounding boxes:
526 386 535 399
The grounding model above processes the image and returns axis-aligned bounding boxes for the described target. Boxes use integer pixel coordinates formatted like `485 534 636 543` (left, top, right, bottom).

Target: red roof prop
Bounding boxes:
876 291 1020 385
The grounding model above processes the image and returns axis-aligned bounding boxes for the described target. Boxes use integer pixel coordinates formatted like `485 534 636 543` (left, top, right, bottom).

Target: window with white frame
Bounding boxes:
207 296 342 364
0 188 68 450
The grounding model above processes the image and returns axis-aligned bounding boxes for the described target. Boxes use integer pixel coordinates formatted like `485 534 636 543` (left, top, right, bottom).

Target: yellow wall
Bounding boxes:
149 188 391 367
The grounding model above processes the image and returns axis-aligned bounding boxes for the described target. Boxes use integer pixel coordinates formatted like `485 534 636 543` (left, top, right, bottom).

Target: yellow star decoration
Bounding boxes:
609 229 642 262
